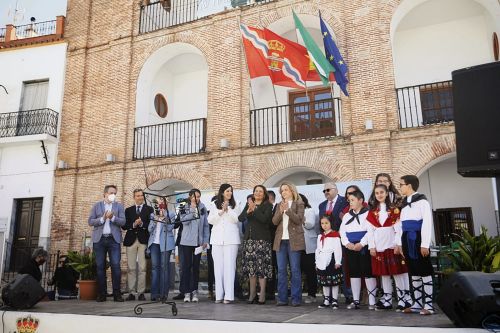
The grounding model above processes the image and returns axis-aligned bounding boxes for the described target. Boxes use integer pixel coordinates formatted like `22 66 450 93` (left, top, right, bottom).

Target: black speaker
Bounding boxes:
437 271 500 327
452 61 500 177
2 274 45 309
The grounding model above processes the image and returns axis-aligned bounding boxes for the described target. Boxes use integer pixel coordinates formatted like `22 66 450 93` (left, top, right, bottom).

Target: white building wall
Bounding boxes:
418 157 498 238
0 42 67 251
393 14 493 87
0 43 67 113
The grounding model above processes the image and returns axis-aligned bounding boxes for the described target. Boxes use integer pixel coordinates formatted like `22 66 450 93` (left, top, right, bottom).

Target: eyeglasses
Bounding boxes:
399 183 407 187
322 189 331 193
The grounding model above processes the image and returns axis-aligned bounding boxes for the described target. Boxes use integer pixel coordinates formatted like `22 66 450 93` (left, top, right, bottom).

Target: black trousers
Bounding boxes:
301 252 317 297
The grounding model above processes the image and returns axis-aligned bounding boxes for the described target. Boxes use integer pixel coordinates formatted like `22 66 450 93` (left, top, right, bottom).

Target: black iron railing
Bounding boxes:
133 118 207 159
14 20 57 39
250 98 342 146
139 0 273 34
0 27 5 42
0 108 59 138
396 80 454 129
1 241 59 292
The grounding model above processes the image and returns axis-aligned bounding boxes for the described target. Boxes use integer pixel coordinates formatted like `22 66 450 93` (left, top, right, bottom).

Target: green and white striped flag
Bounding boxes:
293 10 335 86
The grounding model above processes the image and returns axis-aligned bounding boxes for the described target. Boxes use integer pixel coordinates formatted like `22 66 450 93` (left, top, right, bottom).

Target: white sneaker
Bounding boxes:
191 291 199 303
184 294 191 303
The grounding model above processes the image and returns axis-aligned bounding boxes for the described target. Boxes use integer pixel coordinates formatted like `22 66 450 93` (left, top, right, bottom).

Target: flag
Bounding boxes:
240 24 271 79
319 11 349 96
263 28 309 88
293 11 335 87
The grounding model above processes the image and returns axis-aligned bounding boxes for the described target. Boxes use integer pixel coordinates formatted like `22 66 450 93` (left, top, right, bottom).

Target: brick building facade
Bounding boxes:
50 0 499 253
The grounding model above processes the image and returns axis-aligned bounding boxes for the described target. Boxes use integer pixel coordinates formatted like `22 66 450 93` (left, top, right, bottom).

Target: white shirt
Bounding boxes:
207 201 241 245
395 192 433 248
315 233 342 270
281 200 293 240
339 209 369 247
366 204 398 252
153 222 162 244
102 201 113 235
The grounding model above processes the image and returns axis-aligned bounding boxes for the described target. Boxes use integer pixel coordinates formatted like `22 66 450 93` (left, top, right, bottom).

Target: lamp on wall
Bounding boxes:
57 160 68 169
220 138 230 149
105 154 116 162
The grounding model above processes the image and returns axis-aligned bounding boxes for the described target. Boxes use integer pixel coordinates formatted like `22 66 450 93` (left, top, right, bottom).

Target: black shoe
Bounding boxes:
126 294 135 301
114 294 124 302
247 296 258 304
138 293 146 301
345 296 353 305
96 294 107 302
276 302 288 306
173 293 185 300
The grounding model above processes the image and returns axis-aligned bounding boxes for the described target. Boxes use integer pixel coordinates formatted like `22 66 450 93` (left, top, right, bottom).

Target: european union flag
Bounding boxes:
319 12 349 96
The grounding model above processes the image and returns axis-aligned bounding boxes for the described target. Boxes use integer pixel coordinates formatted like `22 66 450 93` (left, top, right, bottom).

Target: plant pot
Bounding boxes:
79 280 98 300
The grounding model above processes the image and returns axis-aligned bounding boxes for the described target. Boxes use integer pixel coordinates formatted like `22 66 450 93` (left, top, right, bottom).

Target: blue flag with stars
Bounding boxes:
319 12 349 96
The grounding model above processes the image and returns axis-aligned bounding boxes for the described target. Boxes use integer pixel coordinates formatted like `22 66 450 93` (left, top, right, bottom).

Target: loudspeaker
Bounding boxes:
437 271 500 327
452 61 500 177
1 274 45 309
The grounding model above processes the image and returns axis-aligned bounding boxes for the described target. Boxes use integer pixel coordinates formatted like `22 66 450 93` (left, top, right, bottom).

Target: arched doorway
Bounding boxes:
417 154 498 244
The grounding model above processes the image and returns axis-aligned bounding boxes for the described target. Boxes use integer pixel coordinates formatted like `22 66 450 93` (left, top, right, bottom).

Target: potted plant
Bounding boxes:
67 250 98 300
444 226 500 273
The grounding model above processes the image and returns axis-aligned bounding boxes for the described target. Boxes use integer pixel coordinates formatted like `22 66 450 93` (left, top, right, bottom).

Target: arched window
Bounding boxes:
154 93 168 118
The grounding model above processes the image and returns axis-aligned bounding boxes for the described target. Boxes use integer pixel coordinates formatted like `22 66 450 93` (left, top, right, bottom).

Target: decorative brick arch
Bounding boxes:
394 135 456 179
137 163 212 190
247 150 354 186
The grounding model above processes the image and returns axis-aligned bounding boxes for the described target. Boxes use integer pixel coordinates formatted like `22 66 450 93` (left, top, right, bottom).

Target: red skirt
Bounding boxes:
371 249 408 276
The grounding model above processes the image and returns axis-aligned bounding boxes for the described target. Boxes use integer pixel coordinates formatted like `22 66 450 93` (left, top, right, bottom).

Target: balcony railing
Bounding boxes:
139 0 273 34
133 118 207 159
396 80 454 129
14 20 57 39
0 108 59 138
250 98 342 146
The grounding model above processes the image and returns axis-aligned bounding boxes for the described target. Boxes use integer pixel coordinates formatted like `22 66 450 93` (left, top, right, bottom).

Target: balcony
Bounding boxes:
250 98 342 147
139 0 273 34
133 118 207 159
0 16 64 48
396 80 454 129
0 108 59 144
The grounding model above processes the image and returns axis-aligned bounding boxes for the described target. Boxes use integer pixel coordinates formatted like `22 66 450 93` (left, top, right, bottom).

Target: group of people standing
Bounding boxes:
87 172 435 315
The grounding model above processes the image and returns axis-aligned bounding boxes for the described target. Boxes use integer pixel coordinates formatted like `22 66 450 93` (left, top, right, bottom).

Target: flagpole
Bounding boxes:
237 17 257 109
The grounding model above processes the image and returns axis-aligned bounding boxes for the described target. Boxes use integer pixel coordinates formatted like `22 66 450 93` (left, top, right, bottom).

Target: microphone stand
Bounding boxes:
134 191 202 317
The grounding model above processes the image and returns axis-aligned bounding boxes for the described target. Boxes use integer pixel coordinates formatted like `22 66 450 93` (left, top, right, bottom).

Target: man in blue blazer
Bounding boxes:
88 185 126 302
318 182 346 231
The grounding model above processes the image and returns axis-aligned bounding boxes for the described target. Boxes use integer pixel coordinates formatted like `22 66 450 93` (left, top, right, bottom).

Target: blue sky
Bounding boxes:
0 0 67 27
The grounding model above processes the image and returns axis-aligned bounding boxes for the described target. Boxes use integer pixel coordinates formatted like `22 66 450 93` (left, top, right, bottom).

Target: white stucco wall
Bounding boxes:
392 0 496 87
418 157 498 238
0 42 67 251
136 44 208 127
0 42 67 113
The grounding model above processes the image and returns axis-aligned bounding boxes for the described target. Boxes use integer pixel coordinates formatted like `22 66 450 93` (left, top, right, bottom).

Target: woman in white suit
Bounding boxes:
207 183 241 303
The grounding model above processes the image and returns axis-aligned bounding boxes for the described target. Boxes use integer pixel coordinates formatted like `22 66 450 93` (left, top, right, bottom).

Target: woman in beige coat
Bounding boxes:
272 181 305 306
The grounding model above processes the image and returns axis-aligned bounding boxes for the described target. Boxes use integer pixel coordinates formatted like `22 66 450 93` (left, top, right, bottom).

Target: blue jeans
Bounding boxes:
94 236 121 296
150 244 171 299
178 245 201 294
276 240 302 304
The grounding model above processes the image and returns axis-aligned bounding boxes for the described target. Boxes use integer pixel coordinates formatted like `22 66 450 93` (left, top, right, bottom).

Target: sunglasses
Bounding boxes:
323 188 335 193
